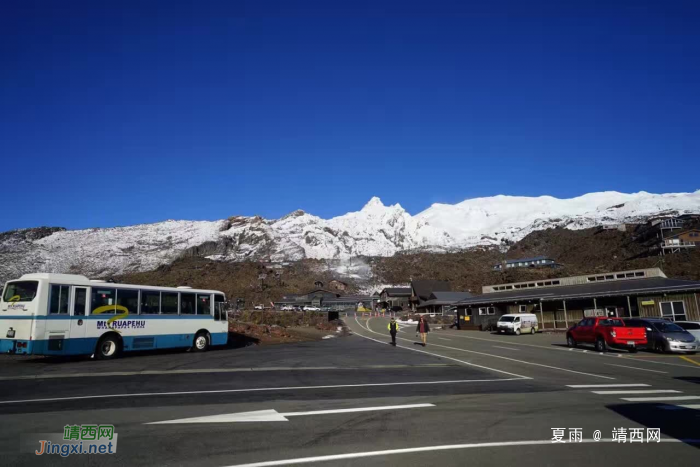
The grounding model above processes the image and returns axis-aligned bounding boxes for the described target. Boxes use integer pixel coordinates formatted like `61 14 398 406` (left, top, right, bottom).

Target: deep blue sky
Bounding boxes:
2 1 699 231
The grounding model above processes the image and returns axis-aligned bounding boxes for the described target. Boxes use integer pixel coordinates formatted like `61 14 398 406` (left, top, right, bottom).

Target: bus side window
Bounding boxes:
49 285 70 314
92 288 116 314
180 293 196 315
197 294 211 315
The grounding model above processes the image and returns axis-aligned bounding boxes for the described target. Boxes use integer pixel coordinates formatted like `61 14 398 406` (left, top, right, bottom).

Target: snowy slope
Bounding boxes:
1 190 699 282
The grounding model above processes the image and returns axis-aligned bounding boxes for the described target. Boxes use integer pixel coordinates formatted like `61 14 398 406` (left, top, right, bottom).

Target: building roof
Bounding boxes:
457 277 700 305
429 291 472 301
324 295 375 303
666 228 700 239
411 280 451 301
380 287 412 296
503 256 553 264
418 291 473 308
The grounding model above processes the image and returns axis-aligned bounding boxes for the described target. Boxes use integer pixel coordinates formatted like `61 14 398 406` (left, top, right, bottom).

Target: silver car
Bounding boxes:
626 318 698 354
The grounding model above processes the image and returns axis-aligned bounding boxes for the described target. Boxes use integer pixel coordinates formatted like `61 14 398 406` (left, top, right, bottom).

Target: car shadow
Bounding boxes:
675 376 700 385
607 403 700 448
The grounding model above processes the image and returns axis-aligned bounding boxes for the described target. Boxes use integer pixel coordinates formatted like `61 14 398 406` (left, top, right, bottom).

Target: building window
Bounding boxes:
49 285 70 314
660 301 687 321
519 305 527 313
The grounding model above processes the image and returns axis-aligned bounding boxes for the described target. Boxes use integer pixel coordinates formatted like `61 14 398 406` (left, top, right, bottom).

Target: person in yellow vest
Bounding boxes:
387 317 398 346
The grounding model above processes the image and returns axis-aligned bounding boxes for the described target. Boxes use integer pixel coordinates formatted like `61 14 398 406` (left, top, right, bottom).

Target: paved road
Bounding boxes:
1 314 699 466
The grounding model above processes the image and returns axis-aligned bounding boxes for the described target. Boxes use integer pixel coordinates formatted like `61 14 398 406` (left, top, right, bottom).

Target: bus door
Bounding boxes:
67 287 89 353
44 284 72 354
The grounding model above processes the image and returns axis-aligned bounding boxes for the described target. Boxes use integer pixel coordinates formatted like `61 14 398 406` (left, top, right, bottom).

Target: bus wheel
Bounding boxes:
96 335 121 360
193 332 210 352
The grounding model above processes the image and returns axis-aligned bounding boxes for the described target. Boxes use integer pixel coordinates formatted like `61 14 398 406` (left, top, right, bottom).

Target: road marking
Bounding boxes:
566 384 650 388
223 438 698 467
591 390 680 395
360 317 614 380
678 404 700 409
0 377 527 405
604 363 668 374
436 337 452 341
148 403 435 424
621 396 700 402
493 346 518 351
681 356 700 367
0 364 456 381
352 317 531 380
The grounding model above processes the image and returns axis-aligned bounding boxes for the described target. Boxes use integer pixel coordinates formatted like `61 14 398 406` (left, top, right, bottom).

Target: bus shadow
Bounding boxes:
22 332 259 364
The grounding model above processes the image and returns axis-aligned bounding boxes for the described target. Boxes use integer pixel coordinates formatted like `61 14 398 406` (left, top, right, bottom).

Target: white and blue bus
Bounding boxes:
0 273 228 359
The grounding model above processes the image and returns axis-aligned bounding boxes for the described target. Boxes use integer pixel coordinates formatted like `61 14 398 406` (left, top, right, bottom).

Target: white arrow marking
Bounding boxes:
148 403 435 424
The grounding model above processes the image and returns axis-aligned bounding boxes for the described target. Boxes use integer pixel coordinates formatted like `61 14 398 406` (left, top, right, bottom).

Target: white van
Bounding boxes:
497 314 538 335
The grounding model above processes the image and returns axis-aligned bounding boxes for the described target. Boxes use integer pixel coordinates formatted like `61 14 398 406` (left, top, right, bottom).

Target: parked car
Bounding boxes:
497 313 539 335
626 318 697 354
675 321 700 342
566 317 646 352
303 306 321 311
253 304 264 310
280 305 294 311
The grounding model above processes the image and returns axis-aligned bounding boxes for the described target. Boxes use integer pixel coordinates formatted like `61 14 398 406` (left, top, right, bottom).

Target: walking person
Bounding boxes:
388 317 398 346
415 315 430 347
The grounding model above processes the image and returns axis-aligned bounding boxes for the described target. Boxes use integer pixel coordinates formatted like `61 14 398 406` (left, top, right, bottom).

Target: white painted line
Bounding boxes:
286 403 435 417
353 317 531 380
678 404 700 410
436 337 451 341
0 378 525 405
591 390 681 395
621 396 700 402
361 317 613 380
0 364 454 381
604 363 668 374
567 384 650 388
149 403 435 424
493 346 519 351
223 438 696 467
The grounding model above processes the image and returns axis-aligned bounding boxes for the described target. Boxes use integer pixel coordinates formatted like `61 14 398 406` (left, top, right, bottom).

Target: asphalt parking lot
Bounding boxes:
0 314 698 466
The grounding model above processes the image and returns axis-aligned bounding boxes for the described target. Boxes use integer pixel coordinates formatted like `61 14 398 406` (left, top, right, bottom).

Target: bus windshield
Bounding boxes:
3 281 39 302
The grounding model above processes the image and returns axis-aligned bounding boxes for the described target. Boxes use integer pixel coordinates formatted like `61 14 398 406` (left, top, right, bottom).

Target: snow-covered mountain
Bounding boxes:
2 190 699 283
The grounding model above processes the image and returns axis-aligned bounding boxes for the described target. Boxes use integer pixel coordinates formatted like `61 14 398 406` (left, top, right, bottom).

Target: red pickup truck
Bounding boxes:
566 317 647 353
